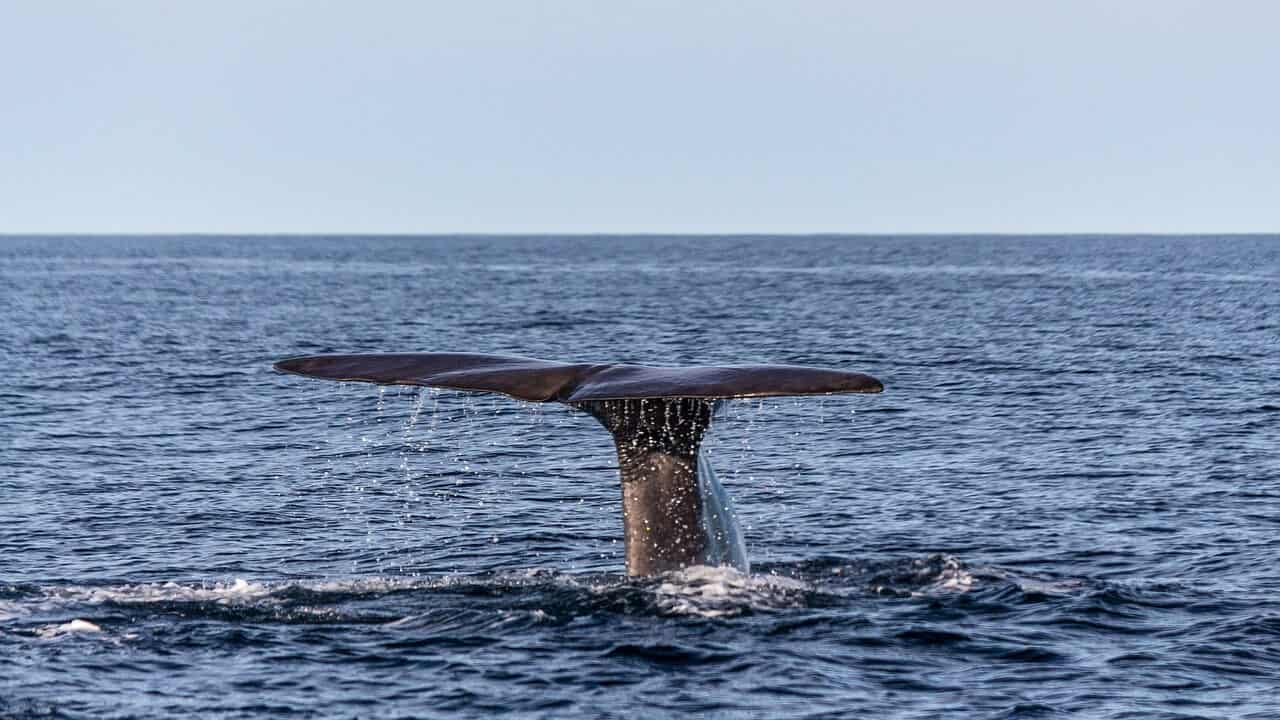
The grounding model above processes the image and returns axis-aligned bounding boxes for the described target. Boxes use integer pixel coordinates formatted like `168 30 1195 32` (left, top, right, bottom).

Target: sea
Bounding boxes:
1 235 1277 719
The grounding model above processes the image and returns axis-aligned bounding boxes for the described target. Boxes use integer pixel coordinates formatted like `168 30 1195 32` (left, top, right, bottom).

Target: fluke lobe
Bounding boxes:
274 353 883 576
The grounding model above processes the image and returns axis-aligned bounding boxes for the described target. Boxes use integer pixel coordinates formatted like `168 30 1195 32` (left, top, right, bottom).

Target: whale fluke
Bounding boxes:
273 352 882 401
274 352 882 575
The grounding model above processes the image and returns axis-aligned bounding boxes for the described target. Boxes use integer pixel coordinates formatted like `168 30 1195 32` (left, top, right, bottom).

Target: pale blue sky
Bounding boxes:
2 1 1277 233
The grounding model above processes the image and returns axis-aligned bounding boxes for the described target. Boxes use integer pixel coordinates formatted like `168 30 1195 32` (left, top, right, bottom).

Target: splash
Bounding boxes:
654 565 811 617
36 619 102 638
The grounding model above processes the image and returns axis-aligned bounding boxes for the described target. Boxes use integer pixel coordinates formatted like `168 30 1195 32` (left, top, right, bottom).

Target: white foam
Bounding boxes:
37 618 102 638
654 565 812 618
930 564 975 593
46 577 274 605
306 576 456 594
864 555 976 597
19 574 492 616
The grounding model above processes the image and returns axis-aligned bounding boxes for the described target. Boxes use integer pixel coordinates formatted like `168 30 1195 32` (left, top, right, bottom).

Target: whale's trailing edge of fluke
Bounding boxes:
272 352 882 402
274 352 882 576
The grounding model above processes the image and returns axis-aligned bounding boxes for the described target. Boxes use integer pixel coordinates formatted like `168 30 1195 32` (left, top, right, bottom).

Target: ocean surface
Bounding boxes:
2 235 1278 719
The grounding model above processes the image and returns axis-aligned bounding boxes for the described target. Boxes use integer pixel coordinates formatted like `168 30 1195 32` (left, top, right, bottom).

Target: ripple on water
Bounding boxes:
5 236 1280 718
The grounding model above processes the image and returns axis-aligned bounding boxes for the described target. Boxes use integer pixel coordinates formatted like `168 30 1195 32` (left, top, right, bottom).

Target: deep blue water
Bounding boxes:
2 235 1278 719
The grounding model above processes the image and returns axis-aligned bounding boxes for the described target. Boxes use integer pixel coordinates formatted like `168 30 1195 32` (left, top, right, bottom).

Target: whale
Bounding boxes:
274 353 883 576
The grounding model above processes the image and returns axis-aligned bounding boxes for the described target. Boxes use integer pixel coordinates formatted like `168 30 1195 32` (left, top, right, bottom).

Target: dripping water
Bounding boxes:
696 448 750 572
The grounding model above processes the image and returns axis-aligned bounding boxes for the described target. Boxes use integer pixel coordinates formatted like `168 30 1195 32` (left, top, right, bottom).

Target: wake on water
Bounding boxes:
3 555 993 643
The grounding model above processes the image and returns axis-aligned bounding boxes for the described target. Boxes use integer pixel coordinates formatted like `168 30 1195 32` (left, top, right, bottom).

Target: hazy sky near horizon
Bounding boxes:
2 1 1277 234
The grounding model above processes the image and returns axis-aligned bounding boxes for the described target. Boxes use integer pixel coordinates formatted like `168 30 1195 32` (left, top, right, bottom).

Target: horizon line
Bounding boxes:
2 231 1278 238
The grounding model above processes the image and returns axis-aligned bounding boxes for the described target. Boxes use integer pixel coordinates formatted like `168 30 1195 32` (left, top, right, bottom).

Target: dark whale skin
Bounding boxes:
273 352 883 402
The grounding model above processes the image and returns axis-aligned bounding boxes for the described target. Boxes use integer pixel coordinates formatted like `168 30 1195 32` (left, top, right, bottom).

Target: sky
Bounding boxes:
1 1 1277 234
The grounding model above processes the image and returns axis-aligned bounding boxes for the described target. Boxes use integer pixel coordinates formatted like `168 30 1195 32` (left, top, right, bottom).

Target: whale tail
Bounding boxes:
574 398 726 575
274 352 881 575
